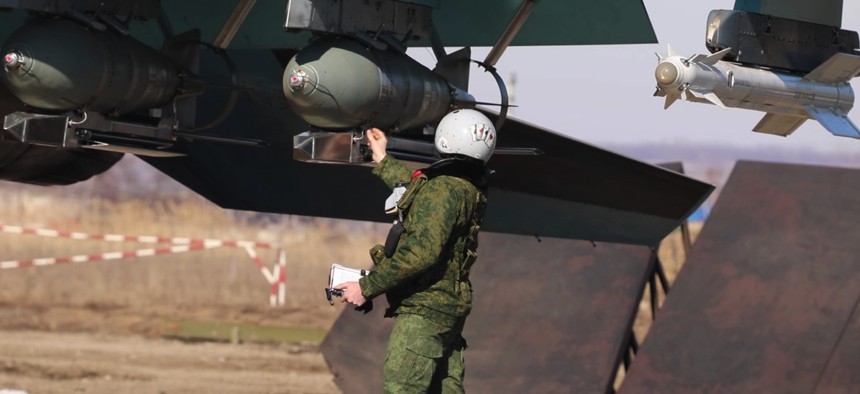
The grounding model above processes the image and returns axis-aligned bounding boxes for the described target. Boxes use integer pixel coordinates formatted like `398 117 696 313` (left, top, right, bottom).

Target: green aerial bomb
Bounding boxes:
283 36 470 132
1 18 181 115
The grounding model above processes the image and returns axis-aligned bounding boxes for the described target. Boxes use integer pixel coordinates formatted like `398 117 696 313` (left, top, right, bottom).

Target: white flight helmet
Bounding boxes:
434 109 496 163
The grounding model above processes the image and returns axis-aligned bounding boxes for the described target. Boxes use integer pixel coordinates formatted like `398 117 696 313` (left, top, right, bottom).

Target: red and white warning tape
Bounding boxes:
243 246 287 306
0 224 272 249
0 243 219 269
0 224 287 306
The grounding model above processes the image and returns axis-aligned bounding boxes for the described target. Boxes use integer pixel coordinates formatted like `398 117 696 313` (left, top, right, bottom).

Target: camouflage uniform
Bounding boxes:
359 155 489 394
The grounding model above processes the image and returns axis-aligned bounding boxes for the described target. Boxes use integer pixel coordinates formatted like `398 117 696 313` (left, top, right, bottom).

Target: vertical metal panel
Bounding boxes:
814 297 860 392
321 232 653 393
621 161 860 393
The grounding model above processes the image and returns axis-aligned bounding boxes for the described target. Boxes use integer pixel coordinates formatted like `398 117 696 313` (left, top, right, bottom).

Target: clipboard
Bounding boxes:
325 264 368 305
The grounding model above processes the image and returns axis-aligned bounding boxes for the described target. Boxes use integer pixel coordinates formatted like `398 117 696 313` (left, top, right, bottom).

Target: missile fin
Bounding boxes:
699 47 732 66
753 113 807 136
687 48 730 66
664 94 678 109
804 106 860 138
689 89 727 109
667 44 679 58
804 52 860 84
688 54 708 64
433 46 471 91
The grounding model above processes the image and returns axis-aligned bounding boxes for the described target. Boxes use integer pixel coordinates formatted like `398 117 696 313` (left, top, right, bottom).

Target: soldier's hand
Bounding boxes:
365 128 388 163
334 281 366 307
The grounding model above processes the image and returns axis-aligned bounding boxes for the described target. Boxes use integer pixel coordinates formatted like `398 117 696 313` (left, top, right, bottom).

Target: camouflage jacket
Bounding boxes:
359 155 489 326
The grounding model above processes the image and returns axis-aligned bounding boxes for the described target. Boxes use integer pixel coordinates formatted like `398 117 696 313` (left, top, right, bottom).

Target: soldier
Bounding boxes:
335 109 496 393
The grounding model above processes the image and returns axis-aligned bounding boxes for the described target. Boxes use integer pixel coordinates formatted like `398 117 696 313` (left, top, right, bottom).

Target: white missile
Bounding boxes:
654 45 860 139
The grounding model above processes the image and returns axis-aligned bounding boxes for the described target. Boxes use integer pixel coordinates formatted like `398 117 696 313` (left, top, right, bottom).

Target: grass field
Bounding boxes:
162 319 328 344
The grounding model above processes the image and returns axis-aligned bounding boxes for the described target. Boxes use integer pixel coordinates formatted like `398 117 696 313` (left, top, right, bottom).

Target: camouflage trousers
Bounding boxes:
383 313 467 394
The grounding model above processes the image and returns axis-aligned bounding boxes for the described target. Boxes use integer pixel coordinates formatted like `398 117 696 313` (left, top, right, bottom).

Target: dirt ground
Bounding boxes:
0 304 342 394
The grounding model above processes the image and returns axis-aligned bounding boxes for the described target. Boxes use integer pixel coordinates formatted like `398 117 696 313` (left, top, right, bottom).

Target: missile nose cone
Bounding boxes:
655 62 679 86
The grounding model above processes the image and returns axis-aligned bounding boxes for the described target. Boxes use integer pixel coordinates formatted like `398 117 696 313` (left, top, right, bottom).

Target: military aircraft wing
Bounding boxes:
152 0 657 50
139 82 712 246
416 1 656 47
479 111 713 245
0 0 703 246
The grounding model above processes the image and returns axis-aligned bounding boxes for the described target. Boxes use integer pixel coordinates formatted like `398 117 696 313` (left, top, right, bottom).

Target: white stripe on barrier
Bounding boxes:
244 246 278 284
0 243 222 269
102 252 123 260
138 235 159 243
2 225 22 234
34 258 55 266
104 234 125 242
35 229 59 237
278 250 287 306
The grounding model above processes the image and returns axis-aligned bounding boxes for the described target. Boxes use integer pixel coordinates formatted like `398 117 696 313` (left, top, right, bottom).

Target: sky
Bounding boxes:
410 0 860 157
